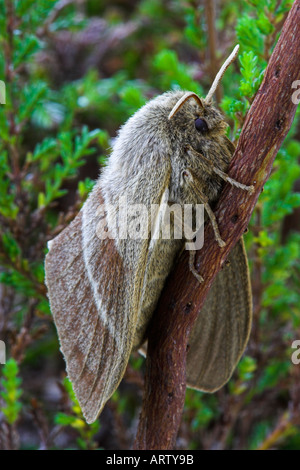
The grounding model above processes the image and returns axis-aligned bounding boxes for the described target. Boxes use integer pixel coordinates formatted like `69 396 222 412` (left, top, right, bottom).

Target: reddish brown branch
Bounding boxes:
133 0 300 450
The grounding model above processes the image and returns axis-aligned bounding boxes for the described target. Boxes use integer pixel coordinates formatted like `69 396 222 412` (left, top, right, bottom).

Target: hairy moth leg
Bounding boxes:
186 145 254 193
188 248 204 283
182 160 253 281
182 168 226 248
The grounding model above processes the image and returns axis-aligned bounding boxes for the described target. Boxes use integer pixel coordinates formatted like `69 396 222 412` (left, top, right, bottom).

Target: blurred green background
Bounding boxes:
0 0 299 450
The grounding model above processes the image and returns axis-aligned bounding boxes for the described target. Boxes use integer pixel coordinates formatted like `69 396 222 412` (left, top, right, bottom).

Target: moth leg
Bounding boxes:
174 212 204 281
182 168 226 248
186 145 254 193
187 246 204 283
213 167 254 193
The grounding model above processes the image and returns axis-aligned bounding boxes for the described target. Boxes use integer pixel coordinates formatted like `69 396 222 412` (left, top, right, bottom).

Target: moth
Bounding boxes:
45 46 253 424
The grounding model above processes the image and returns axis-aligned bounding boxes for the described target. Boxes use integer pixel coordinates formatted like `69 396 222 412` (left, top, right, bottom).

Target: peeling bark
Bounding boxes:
133 0 300 450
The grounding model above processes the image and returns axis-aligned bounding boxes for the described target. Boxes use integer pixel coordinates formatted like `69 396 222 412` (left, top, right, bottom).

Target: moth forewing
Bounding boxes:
45 114 172 422
45 185 134 423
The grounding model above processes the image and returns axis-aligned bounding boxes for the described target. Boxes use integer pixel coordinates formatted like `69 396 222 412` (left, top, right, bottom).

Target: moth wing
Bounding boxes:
186 238 252 392
45 164 170 424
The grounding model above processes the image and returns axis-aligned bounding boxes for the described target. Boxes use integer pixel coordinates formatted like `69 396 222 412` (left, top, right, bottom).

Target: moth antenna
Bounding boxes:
204 44 240 104
168 92 203 120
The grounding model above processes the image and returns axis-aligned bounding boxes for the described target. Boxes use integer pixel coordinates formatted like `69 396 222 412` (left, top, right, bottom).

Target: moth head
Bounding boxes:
166 90 228 149
167 45 240 143
106 45 239 182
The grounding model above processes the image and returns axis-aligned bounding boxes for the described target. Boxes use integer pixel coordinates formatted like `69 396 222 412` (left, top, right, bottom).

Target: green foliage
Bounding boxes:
54 377 100 450
239 51 264 99
36 127 102 207
236 16 264 54
153 49 202 94
184 4 206 50
0 359 23 425
229 356 257 396
185 390 217 432
0 152 19 219
221 50 264 136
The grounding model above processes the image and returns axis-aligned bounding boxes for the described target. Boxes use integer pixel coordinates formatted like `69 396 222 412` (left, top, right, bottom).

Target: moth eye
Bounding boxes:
194 117 208 133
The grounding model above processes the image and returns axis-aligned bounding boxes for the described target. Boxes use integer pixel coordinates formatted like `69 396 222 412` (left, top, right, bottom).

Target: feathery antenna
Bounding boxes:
168 92 203 120
205 44 240 104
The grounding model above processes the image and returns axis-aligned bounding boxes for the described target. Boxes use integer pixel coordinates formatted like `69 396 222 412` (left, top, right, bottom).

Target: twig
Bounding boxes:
204 0 221 103
257 347 300 450
37 0 75 37
249 205 263 357
256 412 292 450
133 0 300 450
3 0 21 195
